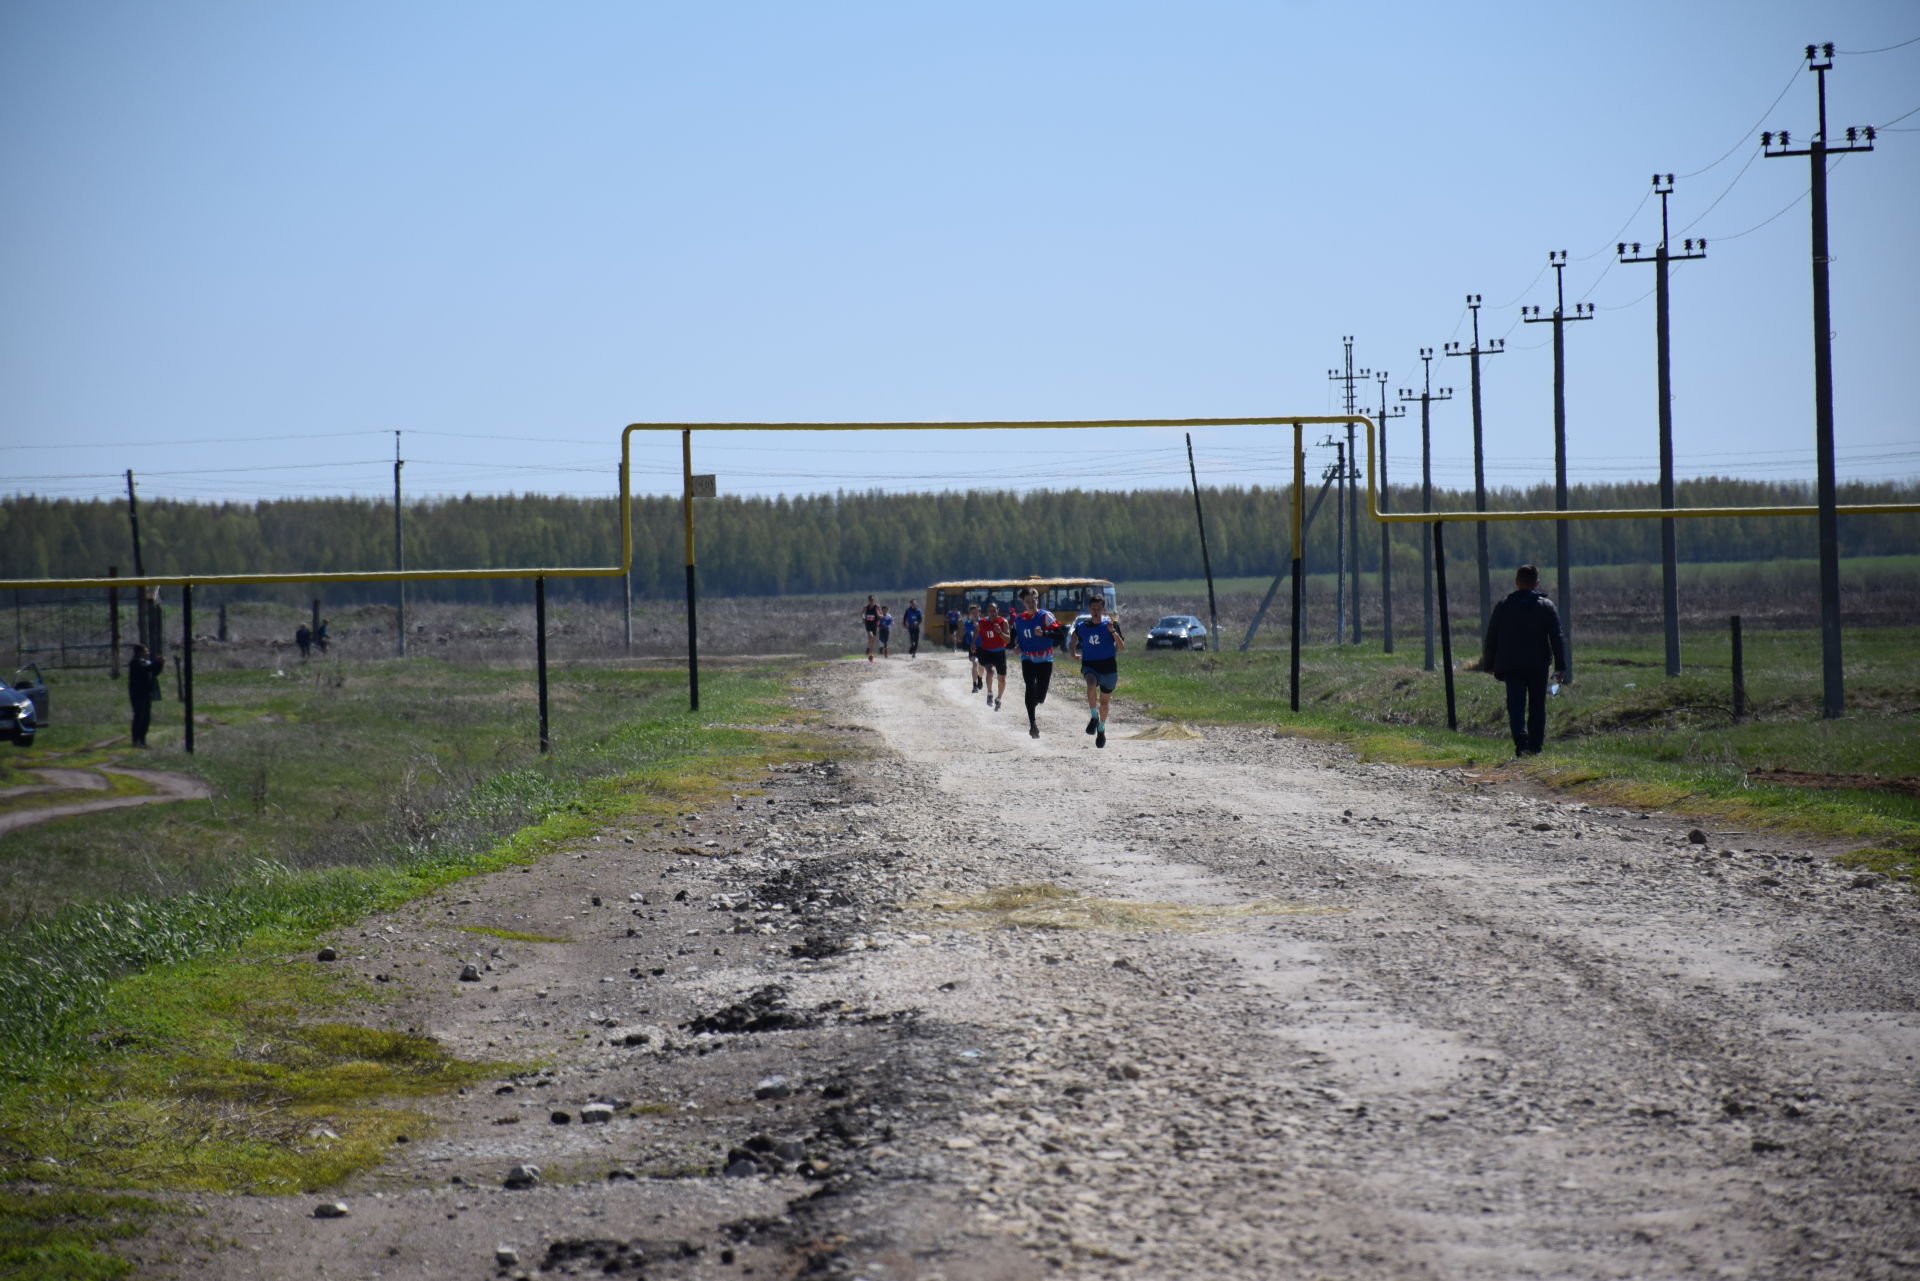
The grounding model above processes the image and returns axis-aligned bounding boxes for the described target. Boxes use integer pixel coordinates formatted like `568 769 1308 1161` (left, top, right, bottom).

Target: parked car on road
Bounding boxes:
1145 615 1208 650
0 666 48 748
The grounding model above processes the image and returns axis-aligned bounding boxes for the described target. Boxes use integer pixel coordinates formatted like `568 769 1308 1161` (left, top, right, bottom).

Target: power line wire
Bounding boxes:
1839 34 1920 54
1677 59 1805 179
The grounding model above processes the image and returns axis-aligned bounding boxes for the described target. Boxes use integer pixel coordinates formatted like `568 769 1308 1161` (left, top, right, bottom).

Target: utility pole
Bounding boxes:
1327 338 1370 642
1319 439 1348 642
1444 296 1503 631
620 462 634 653
1400 350 1452 673
1764 43 1875 719
124 470 147 649
1522 250 1594 675
1620 175 1706 678
1185 434 1221 648
394 431 406 658
1373 371 1406 654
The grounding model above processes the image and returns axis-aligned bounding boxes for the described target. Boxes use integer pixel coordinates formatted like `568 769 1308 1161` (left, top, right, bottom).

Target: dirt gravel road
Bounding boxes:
150 653 1919 1280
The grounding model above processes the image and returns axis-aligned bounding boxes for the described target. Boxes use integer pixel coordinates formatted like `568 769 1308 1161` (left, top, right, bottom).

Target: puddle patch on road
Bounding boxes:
916 882 1345 932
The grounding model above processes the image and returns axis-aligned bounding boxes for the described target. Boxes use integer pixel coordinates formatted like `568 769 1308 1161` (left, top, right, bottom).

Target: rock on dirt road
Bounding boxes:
144 653 1919 1281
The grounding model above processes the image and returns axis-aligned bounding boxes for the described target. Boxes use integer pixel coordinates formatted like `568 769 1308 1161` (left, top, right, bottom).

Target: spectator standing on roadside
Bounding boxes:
877 606 894 659
976 601 1010 710
315 619 330 653
1069 593 1125 749
861 595 880 661
1012 587 1063 739
903 601 922 657
295 623 313 658
963 603 983 692
1481 563 1569 757
127 643 164 748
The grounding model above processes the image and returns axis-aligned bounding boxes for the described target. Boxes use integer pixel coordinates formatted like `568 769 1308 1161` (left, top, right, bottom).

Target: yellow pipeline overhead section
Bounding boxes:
2 416 1367 592
1360 419 1920 523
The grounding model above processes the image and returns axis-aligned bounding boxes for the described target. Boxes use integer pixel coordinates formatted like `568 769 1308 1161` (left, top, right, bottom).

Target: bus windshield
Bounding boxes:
924 578 1117 644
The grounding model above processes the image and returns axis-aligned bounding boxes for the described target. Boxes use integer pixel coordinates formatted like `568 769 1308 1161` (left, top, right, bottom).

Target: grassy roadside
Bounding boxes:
1121 625 1920 876
0 656 821 1279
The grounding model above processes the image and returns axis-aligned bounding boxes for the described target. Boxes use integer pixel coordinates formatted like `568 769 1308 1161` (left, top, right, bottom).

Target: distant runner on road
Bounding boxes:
1013 587 1063 739
903 602 922 657
862 595 880 662
1069 593 1125 749
976 601 1010 711
963 603 983 692
877 606 894 659
945 605 962 651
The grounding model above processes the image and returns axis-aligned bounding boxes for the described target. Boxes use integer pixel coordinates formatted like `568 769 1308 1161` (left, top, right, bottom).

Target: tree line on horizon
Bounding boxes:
5 479 1916 605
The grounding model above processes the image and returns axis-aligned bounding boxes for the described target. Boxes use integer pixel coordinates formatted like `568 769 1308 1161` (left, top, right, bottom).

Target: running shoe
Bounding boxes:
994 697 1002 711
1096 727 1107 748
1085 715 1100 736
1029 721 1040 739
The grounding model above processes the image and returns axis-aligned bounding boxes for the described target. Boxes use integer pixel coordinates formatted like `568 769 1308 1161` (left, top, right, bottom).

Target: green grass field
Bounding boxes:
0 653 821 1277
1122 623 1920 868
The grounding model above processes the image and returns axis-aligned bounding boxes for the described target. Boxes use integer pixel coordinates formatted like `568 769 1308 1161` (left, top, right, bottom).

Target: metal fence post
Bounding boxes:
1730 615 1746 721
536 576 550 754
182 584 195 754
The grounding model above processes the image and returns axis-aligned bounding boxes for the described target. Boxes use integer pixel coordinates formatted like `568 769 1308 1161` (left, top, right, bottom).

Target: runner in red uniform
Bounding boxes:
975 602 1011 711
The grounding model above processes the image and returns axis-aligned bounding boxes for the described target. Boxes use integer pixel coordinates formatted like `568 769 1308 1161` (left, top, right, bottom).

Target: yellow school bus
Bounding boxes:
925 577 1118 647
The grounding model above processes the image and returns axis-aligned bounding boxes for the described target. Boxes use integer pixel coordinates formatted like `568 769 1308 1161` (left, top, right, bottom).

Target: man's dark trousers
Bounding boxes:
1503 666 1549 754
130 695 153 747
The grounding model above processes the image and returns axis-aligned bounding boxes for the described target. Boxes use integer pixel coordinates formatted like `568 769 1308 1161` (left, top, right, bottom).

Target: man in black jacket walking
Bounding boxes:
1482 564 1568 757
127 644 164 748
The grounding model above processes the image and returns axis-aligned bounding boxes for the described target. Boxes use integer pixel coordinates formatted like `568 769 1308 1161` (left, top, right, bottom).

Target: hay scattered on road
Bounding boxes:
1128 722 1203 741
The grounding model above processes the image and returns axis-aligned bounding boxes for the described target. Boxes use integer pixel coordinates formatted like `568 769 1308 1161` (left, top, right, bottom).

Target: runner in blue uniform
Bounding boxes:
1068 593 1125 749
903 602 922 657
1012 587 1063 739
945 606 962 651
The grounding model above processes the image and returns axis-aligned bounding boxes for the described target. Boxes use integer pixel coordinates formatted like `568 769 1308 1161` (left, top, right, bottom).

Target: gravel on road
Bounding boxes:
145 652 1920 1281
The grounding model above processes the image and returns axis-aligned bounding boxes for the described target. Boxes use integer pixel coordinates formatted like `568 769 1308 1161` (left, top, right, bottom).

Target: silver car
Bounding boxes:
1145 615 1208 650
0 666 48 748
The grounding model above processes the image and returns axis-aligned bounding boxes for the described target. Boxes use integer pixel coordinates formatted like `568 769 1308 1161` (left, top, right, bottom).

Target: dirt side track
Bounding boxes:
140 653 1919 1280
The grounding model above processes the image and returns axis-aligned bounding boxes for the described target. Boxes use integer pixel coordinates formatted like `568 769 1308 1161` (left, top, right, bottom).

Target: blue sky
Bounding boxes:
2 0 1916 508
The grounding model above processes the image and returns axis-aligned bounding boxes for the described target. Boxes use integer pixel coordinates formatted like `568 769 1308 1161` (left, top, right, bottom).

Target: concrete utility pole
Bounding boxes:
1327 337 1370 643
394 431 406 658
1373 371 1406 654
1185 434 1222 649
1620 176 1706 678
1400 351 1452 672
1321 440 1349 643
1522 251 1594 676
1764 43 1875 719
1444 296 1503 631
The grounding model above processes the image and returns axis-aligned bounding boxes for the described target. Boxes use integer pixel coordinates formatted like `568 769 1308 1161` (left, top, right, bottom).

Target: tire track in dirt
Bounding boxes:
0 765 214 835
